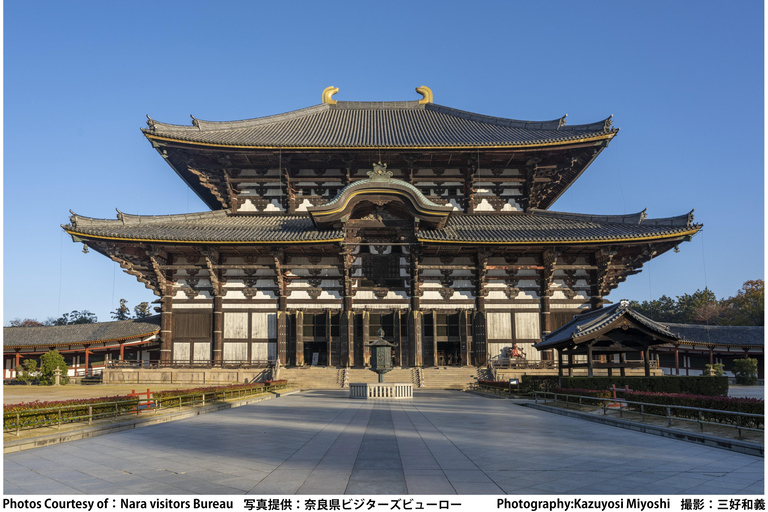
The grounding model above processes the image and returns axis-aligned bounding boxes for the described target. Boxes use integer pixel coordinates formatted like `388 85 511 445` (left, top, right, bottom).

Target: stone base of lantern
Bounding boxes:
349 383 413 399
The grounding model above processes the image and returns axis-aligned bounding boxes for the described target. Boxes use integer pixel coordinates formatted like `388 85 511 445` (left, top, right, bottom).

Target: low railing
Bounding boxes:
106 359 275 369
4 382 288 435
533 391 763 437
349 383 413 399
491 358 556 370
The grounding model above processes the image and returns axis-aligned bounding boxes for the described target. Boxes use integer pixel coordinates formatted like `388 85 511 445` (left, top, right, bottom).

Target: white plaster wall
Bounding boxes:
252 312 277 339
224 312 249 339
173 342 190 362
487 312 512 340
194 343 211 362
223 342 248 361
515 312 540 339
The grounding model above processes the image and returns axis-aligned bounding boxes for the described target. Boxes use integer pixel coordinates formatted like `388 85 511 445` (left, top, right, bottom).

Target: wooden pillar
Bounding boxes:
709 347 714 365
160 286 173 364
557 349 563 377
408 311 423 367
362 310 370 366
84 348 90 376
586 344 594 377
277 297 288 365
459 310 470 366
296 310 304 366
119 342 125 361
644 351 651 377
567 350 573 377
619 352 626 377
340 310 354 367
394 310 402 367
326 309 332 367
212 295 223 366
674 344 680 375
432 311 439 366
15 351 21 369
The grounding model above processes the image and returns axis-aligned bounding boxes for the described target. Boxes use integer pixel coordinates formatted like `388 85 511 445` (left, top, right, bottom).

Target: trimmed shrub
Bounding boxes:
4 395 138 430
520 375 560 393
559 376 728 397
731 358 759 385
39 350 69 385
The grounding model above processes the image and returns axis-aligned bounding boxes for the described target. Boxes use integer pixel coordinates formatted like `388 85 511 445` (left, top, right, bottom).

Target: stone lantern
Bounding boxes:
367 328 396 383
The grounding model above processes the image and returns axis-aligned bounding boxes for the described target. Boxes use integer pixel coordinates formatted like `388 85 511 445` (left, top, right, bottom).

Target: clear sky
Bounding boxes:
3 1 764 324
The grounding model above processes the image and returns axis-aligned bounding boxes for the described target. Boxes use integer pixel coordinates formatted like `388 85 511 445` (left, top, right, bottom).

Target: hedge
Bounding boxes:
520 375 728 396
153 380 288 407
4 396 139 431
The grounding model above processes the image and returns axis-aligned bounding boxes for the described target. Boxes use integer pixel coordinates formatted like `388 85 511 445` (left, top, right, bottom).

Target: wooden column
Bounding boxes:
459 310 470 366
277 303 287 366
326 309 332 367
540 250 556 336
619 352 626 377
644 352 651 377
674 344 680 375
84 348 90 376
296 310 304 366
557 349 563 377
408 312 423 367
212 295 223 366
160 286 173 365
362 310 370 366
340 310 354 367
567 350 573 377
119 342 125 361
394 310 402 367
709 347 714 365
586 344 594 377
432 311 439 366
473 250 488 366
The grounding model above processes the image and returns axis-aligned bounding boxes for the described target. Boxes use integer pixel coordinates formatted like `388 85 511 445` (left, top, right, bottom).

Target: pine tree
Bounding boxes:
111 299 131 321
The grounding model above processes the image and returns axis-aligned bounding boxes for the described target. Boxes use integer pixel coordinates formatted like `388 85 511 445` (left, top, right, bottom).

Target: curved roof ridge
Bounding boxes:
143 101 617 137
527 209 648 224
640 209 698 228
323 177 445 209
144 104 331 133
67 209 230 228
3 316 161 349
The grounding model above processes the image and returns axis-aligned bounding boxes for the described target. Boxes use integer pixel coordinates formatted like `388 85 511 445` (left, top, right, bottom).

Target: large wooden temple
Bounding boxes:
63 86 701 370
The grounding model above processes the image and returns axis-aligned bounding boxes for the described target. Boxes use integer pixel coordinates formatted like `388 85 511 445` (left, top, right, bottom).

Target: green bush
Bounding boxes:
520 375 560 393
39 350 69 385
558 376 728 397
14 359 39 385
731 358 759 385
705 363 724 377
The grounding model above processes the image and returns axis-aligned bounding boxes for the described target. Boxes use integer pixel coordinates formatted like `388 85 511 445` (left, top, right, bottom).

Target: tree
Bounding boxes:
731 358 759 385
39 350 69 385
111 299 131 321
133 302 152 319
722 280 764 326
52 310 98 325
15 359 38 384
7 318 44 327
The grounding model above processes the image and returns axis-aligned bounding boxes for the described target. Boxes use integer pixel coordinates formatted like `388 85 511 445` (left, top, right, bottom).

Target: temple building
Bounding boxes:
62 86 701 370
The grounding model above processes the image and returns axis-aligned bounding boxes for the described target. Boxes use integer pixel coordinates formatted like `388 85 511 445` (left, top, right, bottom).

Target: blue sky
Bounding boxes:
3 1 764 324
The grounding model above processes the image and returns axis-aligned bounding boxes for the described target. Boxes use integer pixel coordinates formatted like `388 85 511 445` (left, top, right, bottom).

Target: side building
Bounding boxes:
62 87 701 369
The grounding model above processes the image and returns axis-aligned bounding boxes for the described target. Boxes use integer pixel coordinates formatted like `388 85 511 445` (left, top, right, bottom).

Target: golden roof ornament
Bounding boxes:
367 162 393 181
416 85 433 104
322 86 339 105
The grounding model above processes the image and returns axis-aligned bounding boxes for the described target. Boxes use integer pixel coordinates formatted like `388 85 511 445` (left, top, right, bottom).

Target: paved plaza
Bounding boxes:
4 390 764 495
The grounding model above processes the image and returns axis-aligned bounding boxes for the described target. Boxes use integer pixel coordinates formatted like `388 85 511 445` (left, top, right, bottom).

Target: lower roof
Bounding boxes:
63 209 700 246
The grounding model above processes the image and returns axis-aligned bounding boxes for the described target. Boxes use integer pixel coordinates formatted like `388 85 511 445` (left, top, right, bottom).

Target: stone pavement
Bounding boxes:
4 390 764 495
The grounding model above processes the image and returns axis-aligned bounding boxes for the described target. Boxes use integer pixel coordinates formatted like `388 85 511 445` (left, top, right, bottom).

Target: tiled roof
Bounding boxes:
664 324 764 348
4 316 161 349
64 209 699 245
65 210 344 243
143 101 617 149
418 209 700 244
536 301 678 350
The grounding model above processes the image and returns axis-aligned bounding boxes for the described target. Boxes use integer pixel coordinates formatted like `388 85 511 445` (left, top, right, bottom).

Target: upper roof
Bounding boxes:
4 316 161 350
64 208 700 245
143 101 617 149
536 300 679 350
664 323 764 348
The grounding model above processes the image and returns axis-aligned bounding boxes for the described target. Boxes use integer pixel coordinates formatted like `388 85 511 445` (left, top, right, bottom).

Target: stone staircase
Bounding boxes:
419 366 483 390
277 366 484 390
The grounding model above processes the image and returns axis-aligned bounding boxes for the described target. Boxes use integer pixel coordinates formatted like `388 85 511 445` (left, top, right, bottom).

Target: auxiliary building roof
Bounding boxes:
4 316 161 350
143 101 617 149
64 209 700 245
